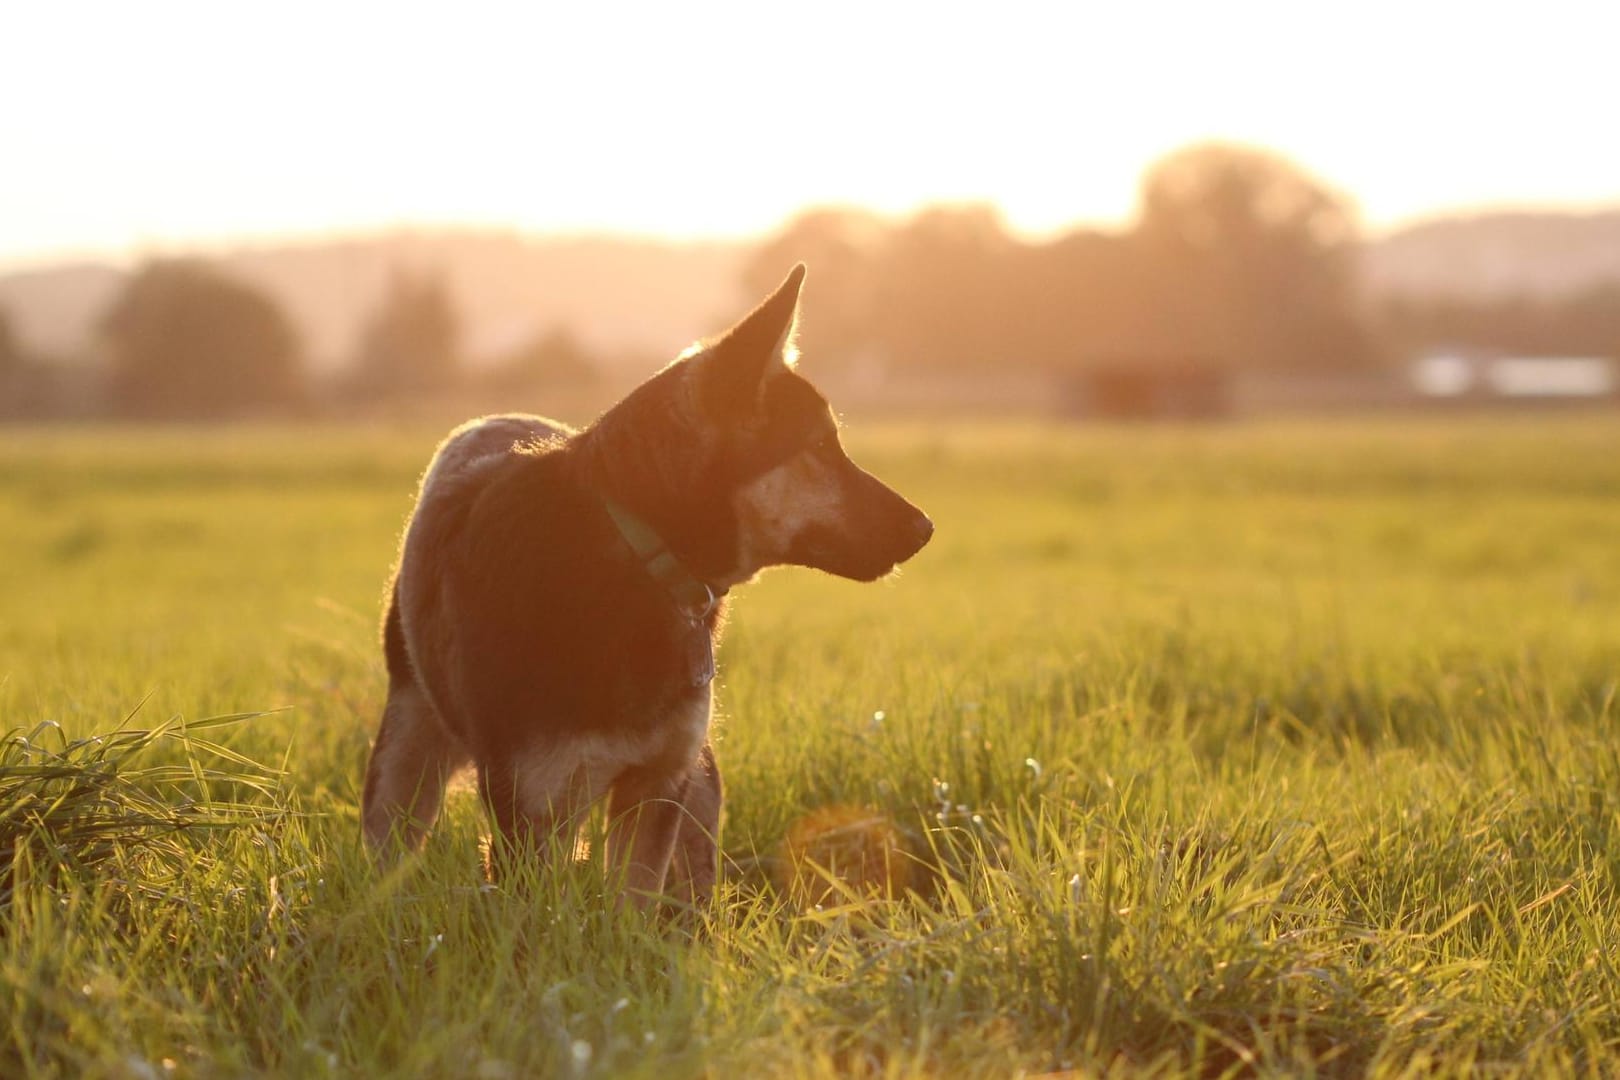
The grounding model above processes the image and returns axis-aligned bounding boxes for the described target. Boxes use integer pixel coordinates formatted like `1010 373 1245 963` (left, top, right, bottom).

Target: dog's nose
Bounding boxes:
910 513 935 550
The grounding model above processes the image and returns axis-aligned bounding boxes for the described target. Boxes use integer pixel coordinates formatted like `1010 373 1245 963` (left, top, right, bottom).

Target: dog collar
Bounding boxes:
600 498 724 623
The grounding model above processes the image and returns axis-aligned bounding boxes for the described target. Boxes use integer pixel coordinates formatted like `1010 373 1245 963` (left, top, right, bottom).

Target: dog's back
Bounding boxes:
416 414 572 500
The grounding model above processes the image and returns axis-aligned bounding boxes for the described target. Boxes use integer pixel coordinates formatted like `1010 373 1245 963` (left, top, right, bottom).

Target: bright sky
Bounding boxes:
3 0 1616 269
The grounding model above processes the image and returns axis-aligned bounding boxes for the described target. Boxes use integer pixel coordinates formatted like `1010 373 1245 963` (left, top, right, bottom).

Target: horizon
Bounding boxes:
4 0 1617 273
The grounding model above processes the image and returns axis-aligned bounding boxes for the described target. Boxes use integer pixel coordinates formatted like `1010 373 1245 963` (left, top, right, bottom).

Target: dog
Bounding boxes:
360 264 933 908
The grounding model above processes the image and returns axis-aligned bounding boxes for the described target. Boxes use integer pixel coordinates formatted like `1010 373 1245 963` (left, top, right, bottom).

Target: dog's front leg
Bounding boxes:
605 765 695 909
666 743 722 908
362 678 468 860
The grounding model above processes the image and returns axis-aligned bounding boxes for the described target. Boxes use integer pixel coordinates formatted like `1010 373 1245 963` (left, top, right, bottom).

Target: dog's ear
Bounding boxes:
694 264 805 417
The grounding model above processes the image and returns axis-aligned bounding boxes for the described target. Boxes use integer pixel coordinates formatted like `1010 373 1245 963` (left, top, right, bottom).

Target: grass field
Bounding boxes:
3 415 1619 1077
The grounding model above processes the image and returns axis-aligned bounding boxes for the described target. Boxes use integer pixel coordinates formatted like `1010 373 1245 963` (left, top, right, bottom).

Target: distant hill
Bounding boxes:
1362 209 1620 299
3 210 1617 372
0 230 751 374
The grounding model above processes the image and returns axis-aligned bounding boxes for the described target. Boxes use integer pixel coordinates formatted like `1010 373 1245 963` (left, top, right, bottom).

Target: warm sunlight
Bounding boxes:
6 5 1620 1076
3 0 1616 266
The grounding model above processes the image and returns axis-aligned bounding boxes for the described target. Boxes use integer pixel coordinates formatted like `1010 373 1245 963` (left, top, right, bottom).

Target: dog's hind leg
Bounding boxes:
666 743 723 908
361 589 468 858
362 679 466 857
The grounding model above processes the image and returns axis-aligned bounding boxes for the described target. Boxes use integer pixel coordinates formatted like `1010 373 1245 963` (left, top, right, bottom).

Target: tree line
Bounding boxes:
0 261 601 421
2 142 1617 421
742 143 1371 378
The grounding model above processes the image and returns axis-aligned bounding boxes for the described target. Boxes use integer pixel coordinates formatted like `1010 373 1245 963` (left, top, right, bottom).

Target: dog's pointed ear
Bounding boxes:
694 264 805 416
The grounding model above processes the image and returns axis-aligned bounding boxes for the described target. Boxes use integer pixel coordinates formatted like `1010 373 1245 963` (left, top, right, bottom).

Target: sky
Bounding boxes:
2 0 1617 269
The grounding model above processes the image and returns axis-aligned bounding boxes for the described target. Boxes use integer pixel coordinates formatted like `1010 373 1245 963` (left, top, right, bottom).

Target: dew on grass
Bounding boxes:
121 1057 160 1080
299 1043 338 1071
570 1039 593 1071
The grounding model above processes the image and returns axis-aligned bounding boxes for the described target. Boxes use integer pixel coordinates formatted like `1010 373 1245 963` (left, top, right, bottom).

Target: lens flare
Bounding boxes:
776 804 914 907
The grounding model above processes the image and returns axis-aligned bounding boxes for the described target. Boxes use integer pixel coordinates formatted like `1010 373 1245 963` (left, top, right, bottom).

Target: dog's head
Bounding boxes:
683 265 933 585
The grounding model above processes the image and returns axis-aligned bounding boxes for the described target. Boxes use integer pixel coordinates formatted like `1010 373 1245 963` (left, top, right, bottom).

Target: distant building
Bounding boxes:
1412 351 1618 403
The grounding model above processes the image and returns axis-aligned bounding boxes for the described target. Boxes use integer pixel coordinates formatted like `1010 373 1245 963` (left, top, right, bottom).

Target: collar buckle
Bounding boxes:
677 580 719 623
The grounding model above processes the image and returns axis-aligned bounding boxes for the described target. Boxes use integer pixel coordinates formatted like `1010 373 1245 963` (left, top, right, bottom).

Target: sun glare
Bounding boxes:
0 0 1616 265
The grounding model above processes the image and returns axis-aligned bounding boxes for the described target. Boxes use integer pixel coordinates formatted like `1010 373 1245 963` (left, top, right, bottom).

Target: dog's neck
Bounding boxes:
568 366 748 590
593 481 726 690
598 495 725 622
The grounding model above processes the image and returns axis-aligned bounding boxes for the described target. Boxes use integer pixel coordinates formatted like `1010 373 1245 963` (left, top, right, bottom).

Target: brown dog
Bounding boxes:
360 265 932 907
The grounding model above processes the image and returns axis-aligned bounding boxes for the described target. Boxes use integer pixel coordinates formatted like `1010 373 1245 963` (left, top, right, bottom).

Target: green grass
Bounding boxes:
2 414 1619 1077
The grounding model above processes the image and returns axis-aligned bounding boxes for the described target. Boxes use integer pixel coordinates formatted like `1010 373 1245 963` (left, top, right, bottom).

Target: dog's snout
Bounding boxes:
910 513 935 550
889 508 933 565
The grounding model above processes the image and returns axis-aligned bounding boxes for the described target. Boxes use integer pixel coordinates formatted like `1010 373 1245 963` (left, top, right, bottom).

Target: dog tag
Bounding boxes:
688 621 716 688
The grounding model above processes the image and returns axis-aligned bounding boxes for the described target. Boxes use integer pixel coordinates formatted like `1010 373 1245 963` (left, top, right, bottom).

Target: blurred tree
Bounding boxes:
348 268 462 400
740 208 889 375
745 205 1023 375
1379 282 1620 359
1002 230 1151 368
483 325 598 396
0 304 25 417
741 144 1380 382
1133 143 1371 369
100 260 307 418
1561 283 1620 357
873 205 1018 372
0 305 19 380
